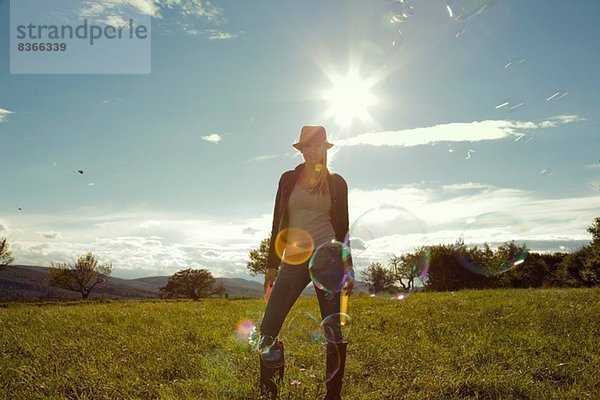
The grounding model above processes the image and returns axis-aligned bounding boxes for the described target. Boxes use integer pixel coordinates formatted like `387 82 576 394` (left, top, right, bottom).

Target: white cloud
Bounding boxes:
248 154 278 162
38 231 63 240
343 182 598 271
242 227 260 235
5 181 598 278
201 134 222 143
80 0 160 18
0 220 10 234
100 15 130 28
8 209 271 279
161 0 222 21
0 108 14 123
336 115 583 148
441 182 494 191
78 0 224 29
205 30 236 40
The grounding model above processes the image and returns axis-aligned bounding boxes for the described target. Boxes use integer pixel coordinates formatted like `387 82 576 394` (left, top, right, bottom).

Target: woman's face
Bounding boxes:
300 142 326 165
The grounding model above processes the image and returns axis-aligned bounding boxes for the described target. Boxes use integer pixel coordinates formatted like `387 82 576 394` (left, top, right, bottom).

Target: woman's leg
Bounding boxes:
259 263 312 341
314 246 345 343
315 287 343 343
258 263 311 398
314 253 348 400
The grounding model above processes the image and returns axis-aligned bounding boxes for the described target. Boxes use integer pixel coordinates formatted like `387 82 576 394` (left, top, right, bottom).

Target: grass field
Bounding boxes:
1 288 599 399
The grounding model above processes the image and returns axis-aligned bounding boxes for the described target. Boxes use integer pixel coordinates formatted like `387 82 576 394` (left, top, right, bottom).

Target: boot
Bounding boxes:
259 340 284 399
324 341 348 400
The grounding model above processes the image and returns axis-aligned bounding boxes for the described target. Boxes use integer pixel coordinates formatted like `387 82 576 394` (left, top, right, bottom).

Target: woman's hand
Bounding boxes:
264 268 278 293
343 268 355 296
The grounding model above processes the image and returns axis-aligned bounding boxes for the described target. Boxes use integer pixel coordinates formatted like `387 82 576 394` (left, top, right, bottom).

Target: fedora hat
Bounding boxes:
293 125 334 150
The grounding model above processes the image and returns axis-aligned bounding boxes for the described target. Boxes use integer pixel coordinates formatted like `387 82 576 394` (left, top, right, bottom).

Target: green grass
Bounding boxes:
1 288 599 399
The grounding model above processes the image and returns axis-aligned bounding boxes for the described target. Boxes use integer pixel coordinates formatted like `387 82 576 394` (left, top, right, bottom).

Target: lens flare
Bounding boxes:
275 228 314 265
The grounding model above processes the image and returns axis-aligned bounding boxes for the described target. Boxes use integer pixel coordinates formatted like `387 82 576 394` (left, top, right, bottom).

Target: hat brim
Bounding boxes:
293 142 334 150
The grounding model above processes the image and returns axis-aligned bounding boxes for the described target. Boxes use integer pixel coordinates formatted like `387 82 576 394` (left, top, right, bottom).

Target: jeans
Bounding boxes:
259 248 345 347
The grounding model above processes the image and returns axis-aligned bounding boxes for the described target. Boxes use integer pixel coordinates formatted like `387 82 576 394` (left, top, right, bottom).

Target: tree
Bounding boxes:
48 252 112 299
497 252 548 288
361 262 396 294
0 238 15 270
425 242 490 291
160 268 223 300
587 217 600 245
247 236 270 276
388 248 430 292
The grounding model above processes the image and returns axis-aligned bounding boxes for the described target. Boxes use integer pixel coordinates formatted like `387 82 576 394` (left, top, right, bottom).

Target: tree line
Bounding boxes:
1 217 598 299
358 217 600 293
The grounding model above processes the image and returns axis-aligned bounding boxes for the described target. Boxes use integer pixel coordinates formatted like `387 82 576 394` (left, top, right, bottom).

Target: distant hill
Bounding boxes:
0 265 369 301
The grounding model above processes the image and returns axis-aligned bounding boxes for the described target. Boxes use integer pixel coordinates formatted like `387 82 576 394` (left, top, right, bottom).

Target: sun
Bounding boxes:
323 68 378 128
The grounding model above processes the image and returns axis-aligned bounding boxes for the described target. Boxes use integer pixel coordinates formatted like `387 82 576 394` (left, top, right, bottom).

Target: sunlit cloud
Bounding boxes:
5 209 271 279
242 227 260 235
247 154 278 162
205 29 236 40
0 220 10 234
38 231 63 240
346 183 598 267
0 107 14 123
76 0 228 36
3 180 597 279
99 15 129 28
201 133 222 143
336 115 583 148
161 0 222 21
80 0 159 18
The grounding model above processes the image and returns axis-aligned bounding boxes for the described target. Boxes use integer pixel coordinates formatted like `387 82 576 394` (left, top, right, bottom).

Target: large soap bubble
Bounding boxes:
454 212 529 276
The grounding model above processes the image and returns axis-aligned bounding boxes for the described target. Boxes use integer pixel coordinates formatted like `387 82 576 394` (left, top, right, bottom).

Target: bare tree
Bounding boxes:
0 238 15 270
48 252 112 299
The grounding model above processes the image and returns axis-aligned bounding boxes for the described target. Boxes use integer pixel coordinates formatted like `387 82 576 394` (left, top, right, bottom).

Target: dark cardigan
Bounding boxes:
266 163 353 271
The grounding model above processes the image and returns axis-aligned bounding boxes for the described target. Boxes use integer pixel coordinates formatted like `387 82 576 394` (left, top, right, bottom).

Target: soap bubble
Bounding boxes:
446 0 496 23
495 97 524 112
306 312 351 345
391 30 404 48
309 240 350 294
348 205 427 261
301 312 346 383
447 142 476 162
504 57 527 70
248 325 284 369
388 0 414 23
546 91 568 101
455 212 529 276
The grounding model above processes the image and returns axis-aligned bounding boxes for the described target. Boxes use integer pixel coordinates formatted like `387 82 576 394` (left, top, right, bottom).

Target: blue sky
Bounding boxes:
1 0 599 280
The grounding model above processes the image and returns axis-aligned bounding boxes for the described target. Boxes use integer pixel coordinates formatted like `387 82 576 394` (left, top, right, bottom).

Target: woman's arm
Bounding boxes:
265 174 285 271
339 176 353 269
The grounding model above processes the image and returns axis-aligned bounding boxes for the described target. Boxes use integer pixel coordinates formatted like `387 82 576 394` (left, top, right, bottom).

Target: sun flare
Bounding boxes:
323 69 378 128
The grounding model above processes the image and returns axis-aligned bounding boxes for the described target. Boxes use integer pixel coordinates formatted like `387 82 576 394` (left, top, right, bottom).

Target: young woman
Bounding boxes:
258 125 355 400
